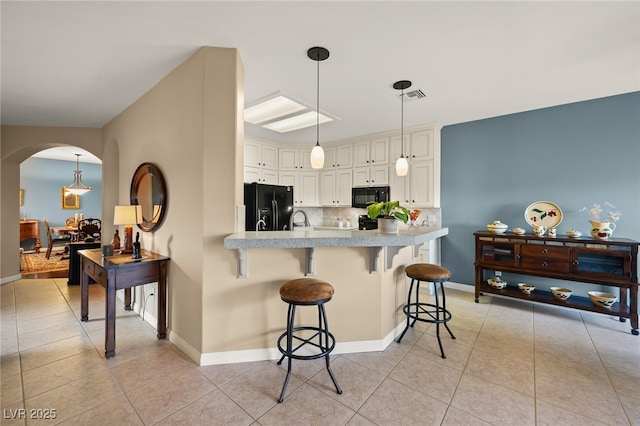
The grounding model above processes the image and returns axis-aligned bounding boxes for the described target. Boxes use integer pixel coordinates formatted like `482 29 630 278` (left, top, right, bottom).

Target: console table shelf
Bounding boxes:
473 231 639 335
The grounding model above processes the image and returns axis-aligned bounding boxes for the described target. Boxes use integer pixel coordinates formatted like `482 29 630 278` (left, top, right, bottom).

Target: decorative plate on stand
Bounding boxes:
525 201 563 228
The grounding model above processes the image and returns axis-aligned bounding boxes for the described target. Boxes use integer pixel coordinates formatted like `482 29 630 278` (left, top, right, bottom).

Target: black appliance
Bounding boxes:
244 183 294 231
358 215 378 230
351 186 390 208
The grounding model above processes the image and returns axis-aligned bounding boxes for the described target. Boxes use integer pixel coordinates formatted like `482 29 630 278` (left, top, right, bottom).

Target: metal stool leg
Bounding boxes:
320 304 342 395
397 278 416 343
277 304 296 403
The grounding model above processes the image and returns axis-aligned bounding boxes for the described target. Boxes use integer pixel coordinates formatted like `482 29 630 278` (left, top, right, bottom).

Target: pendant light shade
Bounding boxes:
308 46 329 169
65 154 92 195
395 156 409 176
394 80 412 177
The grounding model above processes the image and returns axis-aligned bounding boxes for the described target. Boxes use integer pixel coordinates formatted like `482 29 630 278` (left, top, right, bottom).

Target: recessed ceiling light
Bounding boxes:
244 95 306 124
263 111 333 133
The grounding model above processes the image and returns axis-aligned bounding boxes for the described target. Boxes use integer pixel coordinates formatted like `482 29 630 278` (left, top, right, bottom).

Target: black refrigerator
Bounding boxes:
244 183 294 231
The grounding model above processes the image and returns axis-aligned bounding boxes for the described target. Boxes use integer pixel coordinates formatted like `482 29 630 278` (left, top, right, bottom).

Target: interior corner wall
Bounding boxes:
200 48 245 354
102 47 216 354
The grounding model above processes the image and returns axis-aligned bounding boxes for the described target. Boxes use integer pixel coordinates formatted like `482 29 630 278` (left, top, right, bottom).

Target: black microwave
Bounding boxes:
352 186 390 208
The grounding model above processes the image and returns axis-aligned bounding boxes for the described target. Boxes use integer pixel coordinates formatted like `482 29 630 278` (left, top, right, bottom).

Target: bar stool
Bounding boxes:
397 263 456 358
276 277 342 403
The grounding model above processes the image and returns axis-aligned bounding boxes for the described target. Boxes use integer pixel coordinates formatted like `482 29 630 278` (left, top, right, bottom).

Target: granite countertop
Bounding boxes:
224 226 449 249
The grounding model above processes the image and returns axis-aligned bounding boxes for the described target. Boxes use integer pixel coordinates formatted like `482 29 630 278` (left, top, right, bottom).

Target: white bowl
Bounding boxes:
550 287 572 300
588 291 618 308
487 278 507 289
487 221 508 234
518 283 535 295
566 230 582 238
512 227 526 235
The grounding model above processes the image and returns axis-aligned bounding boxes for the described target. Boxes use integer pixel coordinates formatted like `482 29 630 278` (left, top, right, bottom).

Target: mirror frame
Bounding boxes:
130 162 167 232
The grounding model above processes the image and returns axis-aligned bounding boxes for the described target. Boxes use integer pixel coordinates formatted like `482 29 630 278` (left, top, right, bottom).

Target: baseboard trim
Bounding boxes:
1 274 22 284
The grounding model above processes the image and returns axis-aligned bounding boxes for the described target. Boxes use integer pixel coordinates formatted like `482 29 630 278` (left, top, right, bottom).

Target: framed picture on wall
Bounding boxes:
61 188 80 210
19 188 24 206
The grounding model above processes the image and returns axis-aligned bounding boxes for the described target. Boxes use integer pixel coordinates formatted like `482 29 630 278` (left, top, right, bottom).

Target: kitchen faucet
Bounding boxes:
289 209 310 229
256 219 267 230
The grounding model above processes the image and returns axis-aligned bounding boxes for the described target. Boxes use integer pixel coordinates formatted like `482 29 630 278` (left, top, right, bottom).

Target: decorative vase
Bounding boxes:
590 220 616 240
378 217 398 234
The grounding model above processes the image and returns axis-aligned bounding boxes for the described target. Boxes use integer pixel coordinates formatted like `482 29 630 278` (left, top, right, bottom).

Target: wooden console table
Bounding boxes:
20 219 41 252
79 248 170 358
474 231 639 335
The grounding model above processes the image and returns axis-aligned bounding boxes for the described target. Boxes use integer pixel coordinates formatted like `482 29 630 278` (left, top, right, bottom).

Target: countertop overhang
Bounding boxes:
224 227 449 277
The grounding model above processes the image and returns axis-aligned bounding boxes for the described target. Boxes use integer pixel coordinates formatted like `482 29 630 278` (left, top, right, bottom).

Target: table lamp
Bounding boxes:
113 205 142 254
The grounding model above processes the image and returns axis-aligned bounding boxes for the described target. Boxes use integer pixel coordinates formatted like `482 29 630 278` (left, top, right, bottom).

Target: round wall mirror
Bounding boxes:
130 162 167 232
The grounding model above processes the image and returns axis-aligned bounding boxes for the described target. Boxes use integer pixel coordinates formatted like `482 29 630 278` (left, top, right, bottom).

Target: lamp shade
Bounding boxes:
395 157 409 176
310 144 325 169
113 205 142 225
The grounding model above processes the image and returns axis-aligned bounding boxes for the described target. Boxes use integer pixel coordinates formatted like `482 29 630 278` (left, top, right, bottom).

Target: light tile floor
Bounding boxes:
1 278 639 425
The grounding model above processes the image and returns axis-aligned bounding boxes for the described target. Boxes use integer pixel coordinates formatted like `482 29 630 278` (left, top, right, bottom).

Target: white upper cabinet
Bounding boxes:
354 137 389 167
280 171 320 207
244 138 278 183
245 138 278 169
323 144 353 169
407 129 434 161
320 169 352 206
279 147 315 171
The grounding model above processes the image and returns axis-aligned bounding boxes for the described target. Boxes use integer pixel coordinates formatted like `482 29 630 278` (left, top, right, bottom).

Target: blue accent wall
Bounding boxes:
20 157 102 249
441 92 640 287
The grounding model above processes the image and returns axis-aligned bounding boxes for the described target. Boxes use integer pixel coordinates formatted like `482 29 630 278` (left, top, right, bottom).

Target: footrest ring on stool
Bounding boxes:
402 302 453 325
277 326 336 361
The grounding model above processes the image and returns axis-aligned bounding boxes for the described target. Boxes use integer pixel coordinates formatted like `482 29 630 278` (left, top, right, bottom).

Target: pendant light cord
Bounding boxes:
401 89 404 158
316 54 320 146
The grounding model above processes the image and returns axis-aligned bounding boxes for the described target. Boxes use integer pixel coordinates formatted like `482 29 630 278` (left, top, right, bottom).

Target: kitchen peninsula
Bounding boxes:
224 226 448 277
222 226 449 357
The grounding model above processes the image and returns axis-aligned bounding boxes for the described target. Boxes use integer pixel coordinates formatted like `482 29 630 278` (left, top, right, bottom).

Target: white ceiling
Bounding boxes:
2 1 639 148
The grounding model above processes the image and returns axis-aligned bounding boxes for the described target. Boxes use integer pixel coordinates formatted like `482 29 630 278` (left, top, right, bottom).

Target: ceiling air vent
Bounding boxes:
401 89 426 102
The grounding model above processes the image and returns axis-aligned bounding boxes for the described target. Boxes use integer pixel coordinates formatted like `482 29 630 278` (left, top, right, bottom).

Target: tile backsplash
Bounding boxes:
298 207 441 228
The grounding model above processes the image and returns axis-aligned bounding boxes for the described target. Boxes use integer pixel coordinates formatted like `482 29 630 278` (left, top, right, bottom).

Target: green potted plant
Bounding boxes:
367 201 409 234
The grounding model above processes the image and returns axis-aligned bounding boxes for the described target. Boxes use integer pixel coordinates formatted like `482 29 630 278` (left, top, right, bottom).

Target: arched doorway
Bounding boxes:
0 126 118 283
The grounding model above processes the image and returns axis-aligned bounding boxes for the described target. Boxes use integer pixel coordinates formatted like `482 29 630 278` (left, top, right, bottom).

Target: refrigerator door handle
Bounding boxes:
272 199 278 230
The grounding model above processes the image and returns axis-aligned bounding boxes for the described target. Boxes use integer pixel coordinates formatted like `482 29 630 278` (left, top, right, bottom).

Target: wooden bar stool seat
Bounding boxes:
397 263 456 358
276 278 342 403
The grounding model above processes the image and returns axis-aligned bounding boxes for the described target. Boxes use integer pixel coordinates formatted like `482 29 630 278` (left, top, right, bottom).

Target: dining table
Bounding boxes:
52 225 80 242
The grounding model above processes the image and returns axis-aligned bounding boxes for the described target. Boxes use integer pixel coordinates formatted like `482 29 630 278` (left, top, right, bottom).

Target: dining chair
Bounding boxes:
77 218 101 242
44 219 70 259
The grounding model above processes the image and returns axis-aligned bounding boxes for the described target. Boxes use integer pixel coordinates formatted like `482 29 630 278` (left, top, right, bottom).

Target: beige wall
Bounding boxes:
1 126 103 280
102 46 244 355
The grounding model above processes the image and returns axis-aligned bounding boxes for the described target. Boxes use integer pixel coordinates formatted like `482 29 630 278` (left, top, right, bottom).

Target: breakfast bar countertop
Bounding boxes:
224 227 449 277
223 226 449 249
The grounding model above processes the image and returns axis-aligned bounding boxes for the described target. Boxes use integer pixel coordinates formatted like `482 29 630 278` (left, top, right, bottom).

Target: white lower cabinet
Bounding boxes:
279 171 319 207
320 170 352 206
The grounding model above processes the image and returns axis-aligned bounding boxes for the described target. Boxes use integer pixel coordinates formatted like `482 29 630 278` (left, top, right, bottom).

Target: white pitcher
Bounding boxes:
533 225 547 237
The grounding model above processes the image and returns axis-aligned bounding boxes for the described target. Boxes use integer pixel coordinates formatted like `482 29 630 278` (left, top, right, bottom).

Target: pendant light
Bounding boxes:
308 46 329 169
394 80 411 177
65 154 92 195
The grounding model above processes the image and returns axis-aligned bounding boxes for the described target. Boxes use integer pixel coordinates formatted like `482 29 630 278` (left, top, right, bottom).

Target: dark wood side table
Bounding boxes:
79 248 170 358
20 219 41 252
67 241 101 285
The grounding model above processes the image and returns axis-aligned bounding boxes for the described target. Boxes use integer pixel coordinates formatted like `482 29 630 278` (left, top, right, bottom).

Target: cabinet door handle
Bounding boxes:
515 255 521 259
542 261 548 267
371 180 374 182
541 248 548 254
573 260 579 265
372 160 375 163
